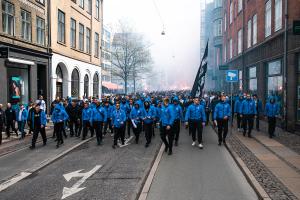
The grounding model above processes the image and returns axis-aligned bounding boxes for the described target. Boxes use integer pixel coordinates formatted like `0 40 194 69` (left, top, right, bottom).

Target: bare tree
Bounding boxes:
111 22 152 94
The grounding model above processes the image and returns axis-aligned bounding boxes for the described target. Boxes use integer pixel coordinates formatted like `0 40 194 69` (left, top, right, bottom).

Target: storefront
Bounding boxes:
0 46 50 108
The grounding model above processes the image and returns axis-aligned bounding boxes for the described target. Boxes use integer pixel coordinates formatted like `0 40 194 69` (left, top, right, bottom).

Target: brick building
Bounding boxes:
223 0 300 131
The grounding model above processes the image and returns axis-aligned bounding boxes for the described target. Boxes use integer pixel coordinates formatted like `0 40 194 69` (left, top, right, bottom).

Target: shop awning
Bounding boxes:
102 81 122 90
8 57 35 65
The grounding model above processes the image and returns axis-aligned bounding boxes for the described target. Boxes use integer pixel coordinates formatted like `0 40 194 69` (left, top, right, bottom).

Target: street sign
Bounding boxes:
219 65 229 70
226 70 239 82
62 165 102 199
293 20 300 35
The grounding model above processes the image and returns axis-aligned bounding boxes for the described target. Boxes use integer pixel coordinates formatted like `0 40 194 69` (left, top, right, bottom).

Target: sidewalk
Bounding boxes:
144 126 257 200
225 123 300 200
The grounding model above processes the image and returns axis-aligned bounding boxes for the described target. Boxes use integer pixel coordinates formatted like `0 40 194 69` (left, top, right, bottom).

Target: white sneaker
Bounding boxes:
192 142 196 146
198 144 203 149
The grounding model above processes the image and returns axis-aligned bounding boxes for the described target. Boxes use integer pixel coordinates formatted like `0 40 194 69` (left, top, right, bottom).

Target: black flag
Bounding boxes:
191 40 208 98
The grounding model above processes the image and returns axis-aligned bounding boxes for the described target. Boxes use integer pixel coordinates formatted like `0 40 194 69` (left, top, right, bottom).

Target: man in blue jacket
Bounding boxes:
234 94 244 132
253 94 263 131
159 98 175 155
185 97 206 149
172 97 183 146
130 101 144 144
142 99 156 147
92 100 107 145
103 101 113 136
82 102 92 140
29 104 47 149
265 97 279 138
213 95 231 145
241 94 257 138
51 105 69 148
16 104 28 139
111 103 126 149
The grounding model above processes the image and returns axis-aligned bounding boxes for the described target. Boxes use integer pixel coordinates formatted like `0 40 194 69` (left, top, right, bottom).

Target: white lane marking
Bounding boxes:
0 172 31 192
62 165 102 199
119 136 134 148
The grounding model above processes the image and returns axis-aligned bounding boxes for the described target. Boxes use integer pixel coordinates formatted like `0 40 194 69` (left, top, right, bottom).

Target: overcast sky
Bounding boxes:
104 0 210 90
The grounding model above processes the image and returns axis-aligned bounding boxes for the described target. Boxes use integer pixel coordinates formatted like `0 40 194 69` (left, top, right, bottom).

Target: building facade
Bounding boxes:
0 0 50 107
223 0 300 131
50 0 103 100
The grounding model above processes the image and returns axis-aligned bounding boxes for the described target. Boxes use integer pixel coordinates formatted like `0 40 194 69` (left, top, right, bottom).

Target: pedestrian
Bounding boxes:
91 100 107 145
253 94 263 131
234 94 244 132
82 102 92 140
127 98 134 138
29 104 47 149
51 105 69 148
77 99 84 137
36 95 46 113
16 104 28 139
185 97 206 149
241 94 257 138
120 97 130 138
159 98 175 155
184 96 194 136
111 103 126 149
172 96 183 146
142 99 156 147
265 97 279 138
203 94 211 125
5 103 18 138
66 100 80 137
0 104 5 145
213 95 231 145
103 101 113 136
130 101 144 144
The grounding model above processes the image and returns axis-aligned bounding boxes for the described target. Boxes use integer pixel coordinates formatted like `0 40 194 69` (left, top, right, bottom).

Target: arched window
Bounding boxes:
93 73 99 97
56 65 64 98
56 65 63 82
84 74 89 98
71 69 79 98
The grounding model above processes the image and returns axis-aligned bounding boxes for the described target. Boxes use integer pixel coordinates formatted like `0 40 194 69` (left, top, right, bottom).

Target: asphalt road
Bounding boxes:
146 126 258 200
0 131 161 200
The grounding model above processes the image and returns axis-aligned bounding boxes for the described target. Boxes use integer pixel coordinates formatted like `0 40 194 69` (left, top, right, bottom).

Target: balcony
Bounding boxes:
213 36 223 47
212 7 222 21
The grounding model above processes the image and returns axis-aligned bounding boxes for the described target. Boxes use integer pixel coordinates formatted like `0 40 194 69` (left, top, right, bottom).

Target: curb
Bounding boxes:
210 124 271 200
0 137 94 193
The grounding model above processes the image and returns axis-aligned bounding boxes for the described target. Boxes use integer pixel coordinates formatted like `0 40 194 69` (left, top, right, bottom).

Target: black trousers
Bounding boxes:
268 117 276 137
144 122 153 144
237 114 242 129
133 123 142 143
77 119 82 137
0 125 2 144
255 114 260 130
82 120 91 139
173 119 180 142
243 115 254 136
114 126 125 146
32 127 47 147
160 126 174 152
55 122 64 145
104 118 112 134
217 118 228 143
190 120 203 143
205 112 210 125
127 119 132 137
69 119 79 136
6 121 18 137
93 121 104 144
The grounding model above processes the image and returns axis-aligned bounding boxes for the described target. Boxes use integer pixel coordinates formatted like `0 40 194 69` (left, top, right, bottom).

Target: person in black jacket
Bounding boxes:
5 103 18 138
0 104 6 144
66 100 80 137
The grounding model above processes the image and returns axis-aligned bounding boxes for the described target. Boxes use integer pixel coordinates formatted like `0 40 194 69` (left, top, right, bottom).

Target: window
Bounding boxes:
275 0 282 31
84 75 89 98
265 0 272 38
70 18 76 48
238 0 243 13
36 17 45 45
248 67 257 92
224 13 227 32
36 0 45 4
79 0 84 8
229 39 233 59
2 1 15 35
224 43 227 62
71 69 80 98
21 10 31 41
267 60 283 116
247 19 252 48
79 24 84 51
239 70 243 91
230 2 233 24
58 10 65 43
238 29 242 54
95 33 99 57
93 73 99 97
215 0 222 8
86 28 91 54
96 0 100 19
87 0 92 14
214 19 222 37
253 14 257 45
297 55 300 121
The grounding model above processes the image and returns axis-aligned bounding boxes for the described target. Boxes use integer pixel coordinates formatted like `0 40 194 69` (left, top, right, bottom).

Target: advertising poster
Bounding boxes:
9 76 22 102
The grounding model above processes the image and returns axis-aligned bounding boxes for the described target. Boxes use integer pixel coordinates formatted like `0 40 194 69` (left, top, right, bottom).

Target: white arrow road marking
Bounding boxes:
62 165 102 199
0 172 31 192
119 136 134 148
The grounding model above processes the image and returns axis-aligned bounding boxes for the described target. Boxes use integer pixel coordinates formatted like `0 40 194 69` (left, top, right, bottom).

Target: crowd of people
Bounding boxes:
0 92 280 156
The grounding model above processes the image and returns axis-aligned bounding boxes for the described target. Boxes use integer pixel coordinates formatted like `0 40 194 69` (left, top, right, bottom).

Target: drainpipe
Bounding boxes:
47 0 52 115
283 0 288 130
